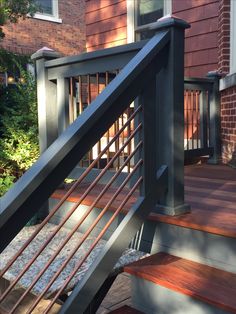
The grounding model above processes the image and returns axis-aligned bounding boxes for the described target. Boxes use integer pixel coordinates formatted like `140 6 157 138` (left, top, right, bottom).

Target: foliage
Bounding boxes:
0 60 39 196
0 48 29 72
0 0 38 39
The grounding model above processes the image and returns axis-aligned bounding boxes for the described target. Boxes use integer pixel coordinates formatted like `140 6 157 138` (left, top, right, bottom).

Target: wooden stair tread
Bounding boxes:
52 164 236 238
0 223 147 299
124 252 236 314
52 183 138 212
109 305 144 313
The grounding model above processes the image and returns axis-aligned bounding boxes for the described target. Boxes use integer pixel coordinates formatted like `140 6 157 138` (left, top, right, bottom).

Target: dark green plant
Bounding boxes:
0 60 39 196
0 0 38 39
0 48 29 72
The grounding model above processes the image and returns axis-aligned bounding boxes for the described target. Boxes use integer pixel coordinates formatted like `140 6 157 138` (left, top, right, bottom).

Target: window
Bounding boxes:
127 0 172 42
230 0 236 73
36 0 53 15
33 0 62 23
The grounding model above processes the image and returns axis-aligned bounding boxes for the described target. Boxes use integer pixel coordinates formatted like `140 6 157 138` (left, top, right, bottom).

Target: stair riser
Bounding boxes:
131 277 230 314
136 221 236 274
49 199 122 240
49 199 236 274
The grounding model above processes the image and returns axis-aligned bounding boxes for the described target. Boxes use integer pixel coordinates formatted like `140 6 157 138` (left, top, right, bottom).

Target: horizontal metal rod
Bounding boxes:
26 160 143 313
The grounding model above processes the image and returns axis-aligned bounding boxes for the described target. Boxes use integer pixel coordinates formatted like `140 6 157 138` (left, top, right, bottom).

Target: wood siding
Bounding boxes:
86 0 219 78
86 0 127 52
173 0 219 77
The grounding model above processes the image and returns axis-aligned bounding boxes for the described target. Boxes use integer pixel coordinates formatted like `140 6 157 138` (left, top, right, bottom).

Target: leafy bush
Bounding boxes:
0 61 39 196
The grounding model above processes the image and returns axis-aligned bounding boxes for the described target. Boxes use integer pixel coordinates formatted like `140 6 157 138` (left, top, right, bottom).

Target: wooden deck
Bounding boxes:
152 164 236 238
53 163 236 239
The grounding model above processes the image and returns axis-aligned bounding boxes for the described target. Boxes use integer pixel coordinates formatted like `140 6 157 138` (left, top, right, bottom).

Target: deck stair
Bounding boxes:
124 252 236 314
0 223 148 313
0 16 228 314
109 305 144 313
48 163 236 314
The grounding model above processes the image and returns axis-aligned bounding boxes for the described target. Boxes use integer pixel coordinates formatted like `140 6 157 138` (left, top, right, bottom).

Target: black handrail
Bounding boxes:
0 29 170 253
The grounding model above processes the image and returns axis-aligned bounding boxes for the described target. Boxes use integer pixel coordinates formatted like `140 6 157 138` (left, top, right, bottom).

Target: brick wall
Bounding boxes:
86 0 127 52
218 0 230 75
221 86 236 163
0 0 86 56
218 0 236 163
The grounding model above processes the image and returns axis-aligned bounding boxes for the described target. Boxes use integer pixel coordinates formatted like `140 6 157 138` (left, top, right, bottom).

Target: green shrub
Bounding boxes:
0 61 39 196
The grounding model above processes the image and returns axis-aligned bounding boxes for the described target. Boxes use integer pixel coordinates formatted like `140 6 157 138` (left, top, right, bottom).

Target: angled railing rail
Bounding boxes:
0 17 189 314
37 44 221 174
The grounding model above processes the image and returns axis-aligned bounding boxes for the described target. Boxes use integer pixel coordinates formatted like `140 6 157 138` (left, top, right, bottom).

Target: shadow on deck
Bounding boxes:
53 163 236 239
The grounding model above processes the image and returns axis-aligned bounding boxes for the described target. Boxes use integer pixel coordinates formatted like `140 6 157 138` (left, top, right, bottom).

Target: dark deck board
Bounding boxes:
124 252 236 314
52 164 236 238
109 305 144 313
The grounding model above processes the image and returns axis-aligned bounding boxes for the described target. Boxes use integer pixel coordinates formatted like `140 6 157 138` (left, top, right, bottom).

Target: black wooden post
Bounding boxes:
31 48 60 222
31 48 61 153
199 89 209 150
207 71 222 164
150 17 190 215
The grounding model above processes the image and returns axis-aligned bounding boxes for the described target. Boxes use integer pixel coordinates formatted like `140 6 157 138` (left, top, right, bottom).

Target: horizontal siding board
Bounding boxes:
185 48 218 67
86 0 124 13
185 17 218 38
86 14 127 36
185 64 218 77
185 32 218 52
86 1 126 24
173 0 218 13
86 39 127 52
174 2 219 23
86 26 126 48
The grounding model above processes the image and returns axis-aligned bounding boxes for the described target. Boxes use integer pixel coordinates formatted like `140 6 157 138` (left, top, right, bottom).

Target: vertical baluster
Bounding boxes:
186 91 189 150
191 91 194 149
115 70 120 170
127 108 131 173
69 78 74 124
105 71 110 166
78 75 84 167
87 74 92 165
199 89 208 150
96 73 101 168
78 75 83 116
184 91 187 150
196 91 200 149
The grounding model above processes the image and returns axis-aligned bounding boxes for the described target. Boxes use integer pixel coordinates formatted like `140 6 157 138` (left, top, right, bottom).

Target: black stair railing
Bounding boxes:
0 17 190 314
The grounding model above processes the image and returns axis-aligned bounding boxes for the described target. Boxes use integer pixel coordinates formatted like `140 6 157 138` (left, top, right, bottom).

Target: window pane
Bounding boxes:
137 0 164 26
36 0 53 15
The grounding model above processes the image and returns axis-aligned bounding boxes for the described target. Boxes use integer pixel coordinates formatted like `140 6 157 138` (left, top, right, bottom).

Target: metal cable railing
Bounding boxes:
0 105 142 313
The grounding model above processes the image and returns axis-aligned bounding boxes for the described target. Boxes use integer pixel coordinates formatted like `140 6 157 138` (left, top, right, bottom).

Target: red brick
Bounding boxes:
0 0 86 56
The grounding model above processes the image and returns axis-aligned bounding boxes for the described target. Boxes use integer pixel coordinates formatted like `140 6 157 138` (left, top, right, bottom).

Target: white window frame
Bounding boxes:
230 0 236 74
32 0 62 23
127 0 172 43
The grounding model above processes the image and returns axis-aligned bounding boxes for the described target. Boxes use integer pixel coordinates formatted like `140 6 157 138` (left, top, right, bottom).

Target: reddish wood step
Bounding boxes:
124 252 236 314
109 305 144 313
52 164 236 238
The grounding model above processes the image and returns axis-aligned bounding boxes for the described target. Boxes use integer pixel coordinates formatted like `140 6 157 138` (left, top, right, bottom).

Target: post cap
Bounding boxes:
31 47 61 61
207 71 222 79
149 15 190 32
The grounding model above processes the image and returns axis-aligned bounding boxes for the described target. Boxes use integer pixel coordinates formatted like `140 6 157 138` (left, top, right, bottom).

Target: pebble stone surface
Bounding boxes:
0 223 148 298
